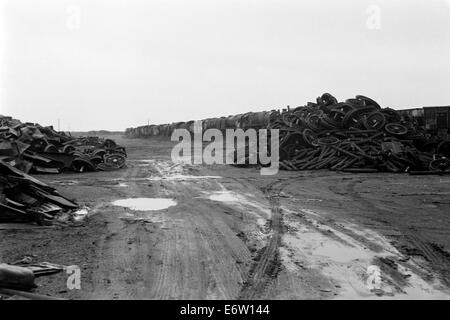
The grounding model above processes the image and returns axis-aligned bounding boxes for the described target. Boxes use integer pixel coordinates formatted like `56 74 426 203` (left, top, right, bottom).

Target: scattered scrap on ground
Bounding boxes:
0 115 127 174
0 160 78 225
0 115 127 225
0 256 66 300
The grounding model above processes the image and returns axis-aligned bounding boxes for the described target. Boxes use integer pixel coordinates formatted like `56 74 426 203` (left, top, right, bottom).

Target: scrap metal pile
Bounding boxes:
0 160 78 225
0 115 127 174
0 115 127 225
124 92 448 174
273 93 450 173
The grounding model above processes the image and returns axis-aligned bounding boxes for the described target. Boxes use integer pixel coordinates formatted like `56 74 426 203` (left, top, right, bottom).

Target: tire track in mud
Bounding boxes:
151 226 175 299
239 178 297 299
195 225 235 299
342 179 450 286
92 162 174 299
141 161 251 299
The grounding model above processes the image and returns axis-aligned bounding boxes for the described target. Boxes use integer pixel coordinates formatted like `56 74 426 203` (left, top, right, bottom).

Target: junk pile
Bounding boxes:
0 115 127 174
0 115 127 224
124 93 448 174
271 93 449 173
0 160 78 225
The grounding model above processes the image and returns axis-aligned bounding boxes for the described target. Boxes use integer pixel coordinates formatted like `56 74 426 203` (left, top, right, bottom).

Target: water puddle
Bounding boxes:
282 209 450 299
50 180 79 186
153 161 185 176
205 189 271 227
172 155 204 164
129 159 154 163
208 191 241 202
131 159 156 167
132 159 221 181
313 241 372 263
147 175 222 181
115 182 129 187
113 198 177 211
127 159 223 182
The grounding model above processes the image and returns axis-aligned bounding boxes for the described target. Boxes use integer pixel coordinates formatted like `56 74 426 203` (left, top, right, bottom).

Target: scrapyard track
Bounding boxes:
239 179 285 299
239 177 303 299
1 136 450 299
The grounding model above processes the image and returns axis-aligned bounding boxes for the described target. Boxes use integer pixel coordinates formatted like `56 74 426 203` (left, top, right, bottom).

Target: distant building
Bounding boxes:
423 106 450 132
396 108 424 126
396 106 449 132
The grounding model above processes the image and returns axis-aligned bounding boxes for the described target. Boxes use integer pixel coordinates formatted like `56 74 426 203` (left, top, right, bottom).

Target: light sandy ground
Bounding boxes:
1 136 449 299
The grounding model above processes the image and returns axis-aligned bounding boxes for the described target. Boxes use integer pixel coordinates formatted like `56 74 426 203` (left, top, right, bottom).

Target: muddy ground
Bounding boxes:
1 135 450 299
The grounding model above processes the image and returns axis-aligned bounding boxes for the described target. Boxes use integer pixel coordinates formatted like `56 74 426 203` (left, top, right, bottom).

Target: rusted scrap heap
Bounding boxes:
0 115 127 174
0 160 78 225
274 93 450 173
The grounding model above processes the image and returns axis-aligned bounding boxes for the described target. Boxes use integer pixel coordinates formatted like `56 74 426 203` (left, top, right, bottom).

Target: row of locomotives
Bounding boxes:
158 124 168 137
219 110 280 131
124 108 283 139
203 117 225 131
225 114 244 130
198 110 277 133
167 121 195 136
129 121 196 138
126 126 144 138
140 125 149 137
124 124 156 138
125 126 139 138
123 109 279 139
142 125 154 137
124 127 133 137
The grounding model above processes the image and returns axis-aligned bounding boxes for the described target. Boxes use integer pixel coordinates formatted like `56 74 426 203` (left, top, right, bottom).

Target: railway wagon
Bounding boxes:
397 108 424 127
424 106 450 133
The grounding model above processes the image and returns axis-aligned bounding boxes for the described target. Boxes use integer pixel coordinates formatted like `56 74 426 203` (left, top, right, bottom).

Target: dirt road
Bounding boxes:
1 136 450 299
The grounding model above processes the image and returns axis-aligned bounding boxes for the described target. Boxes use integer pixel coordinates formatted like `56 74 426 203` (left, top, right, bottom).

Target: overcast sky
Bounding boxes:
1 0 449 131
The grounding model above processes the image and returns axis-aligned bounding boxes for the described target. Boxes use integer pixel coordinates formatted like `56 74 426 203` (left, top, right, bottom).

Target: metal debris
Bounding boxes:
0 160 78 224
269 94 449 173
0 115 127 174
124 93 449 173
0 264 36 291
0 259 65 300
